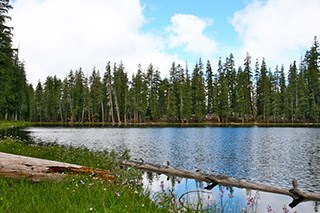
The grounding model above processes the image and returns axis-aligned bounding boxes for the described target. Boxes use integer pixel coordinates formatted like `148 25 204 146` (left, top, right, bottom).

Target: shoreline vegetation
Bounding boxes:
3 120 320 128
0 122 168 212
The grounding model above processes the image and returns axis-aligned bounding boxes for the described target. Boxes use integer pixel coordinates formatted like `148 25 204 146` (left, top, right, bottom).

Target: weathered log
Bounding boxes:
122 160 320 208
0 152 115 182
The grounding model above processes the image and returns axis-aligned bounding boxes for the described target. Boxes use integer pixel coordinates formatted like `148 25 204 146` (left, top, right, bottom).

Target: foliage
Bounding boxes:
0 1 30 121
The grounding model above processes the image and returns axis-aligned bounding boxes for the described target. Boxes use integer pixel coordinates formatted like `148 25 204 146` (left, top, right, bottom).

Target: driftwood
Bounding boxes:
0 152 115 182
122 160 320 208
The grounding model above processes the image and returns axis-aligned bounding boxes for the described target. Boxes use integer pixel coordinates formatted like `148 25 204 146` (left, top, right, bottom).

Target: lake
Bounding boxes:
16 126 320 211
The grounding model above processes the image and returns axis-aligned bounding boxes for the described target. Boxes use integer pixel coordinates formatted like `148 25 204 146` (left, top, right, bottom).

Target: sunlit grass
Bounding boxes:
0 136 168 213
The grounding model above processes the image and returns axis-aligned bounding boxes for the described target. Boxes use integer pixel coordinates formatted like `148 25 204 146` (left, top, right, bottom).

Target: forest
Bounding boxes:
1 1 320 124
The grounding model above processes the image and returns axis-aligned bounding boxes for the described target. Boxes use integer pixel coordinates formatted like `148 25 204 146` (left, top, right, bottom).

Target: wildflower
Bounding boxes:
160 181 164 190
283 205 289 213
80 180 85 185
89 207 94 211
267 205 273 212
220 188 225 198
142 204 145 207
115 192 120 197
247 197 254 207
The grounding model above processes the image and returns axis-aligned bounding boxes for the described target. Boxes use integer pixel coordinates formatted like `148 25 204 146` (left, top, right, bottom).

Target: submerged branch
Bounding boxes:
122 160 320 208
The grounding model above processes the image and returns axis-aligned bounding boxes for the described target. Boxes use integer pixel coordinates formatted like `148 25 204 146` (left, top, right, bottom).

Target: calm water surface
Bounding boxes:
21 126 320 211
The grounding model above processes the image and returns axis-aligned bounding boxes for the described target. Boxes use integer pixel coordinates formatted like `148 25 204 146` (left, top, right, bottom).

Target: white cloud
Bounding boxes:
230 0 320 68
9 0 180 86
167 14 217 58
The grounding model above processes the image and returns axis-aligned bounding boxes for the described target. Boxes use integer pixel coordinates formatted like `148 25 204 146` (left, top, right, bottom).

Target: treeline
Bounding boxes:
32 37 320 124
1 2 320 124
0 0 32 121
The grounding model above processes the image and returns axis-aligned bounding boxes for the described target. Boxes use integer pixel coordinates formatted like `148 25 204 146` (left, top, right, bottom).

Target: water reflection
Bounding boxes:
23 126 320 193
142 172 319 212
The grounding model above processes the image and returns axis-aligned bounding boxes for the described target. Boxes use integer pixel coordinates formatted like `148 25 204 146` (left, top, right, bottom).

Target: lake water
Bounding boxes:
14 126 320 211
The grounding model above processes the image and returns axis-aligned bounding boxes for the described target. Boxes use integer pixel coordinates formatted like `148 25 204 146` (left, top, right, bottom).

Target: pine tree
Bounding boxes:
224 54 237 118
129 64 147 123
113 62 129 123
89 68 103 122
104 62 115 124
243 52 254 121
0 1 15 119
256 58 271 122
305 36 320 121
206 60 214 115
296 64 308 121
181 64 192 122
216 58 229 122
278 65 287 120
34 82 44 122
287 61 298 122
191 62 206 122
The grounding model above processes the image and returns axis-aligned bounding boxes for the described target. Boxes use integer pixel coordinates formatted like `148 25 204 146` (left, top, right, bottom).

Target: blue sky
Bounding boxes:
141 0 244 47
9 0 320 86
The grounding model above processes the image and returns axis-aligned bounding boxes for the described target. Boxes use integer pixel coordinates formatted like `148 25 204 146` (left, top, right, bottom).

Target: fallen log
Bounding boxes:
122 160 320 208
0 152 115 182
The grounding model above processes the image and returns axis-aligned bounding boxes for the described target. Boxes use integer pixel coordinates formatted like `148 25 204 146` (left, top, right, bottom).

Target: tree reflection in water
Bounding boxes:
142 172 319 212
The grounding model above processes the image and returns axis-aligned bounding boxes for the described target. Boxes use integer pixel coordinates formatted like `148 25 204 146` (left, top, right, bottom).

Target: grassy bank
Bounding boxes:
0 121 31 129
0 125 168 212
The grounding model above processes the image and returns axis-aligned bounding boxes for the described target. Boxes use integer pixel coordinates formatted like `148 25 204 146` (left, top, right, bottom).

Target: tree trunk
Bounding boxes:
81 108 85 123
108 89 115 125
122 160 320 208
59 101 64 122
101 100 105 125
113 89 121 125
0 152 115 182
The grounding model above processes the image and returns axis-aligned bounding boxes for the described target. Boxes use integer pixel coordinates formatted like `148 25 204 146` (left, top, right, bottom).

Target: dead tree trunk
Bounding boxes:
122 160 320 208
0 152 115 182
113 89 121 125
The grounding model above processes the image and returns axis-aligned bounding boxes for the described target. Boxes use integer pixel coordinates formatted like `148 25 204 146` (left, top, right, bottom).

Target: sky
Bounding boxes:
8 0 320 86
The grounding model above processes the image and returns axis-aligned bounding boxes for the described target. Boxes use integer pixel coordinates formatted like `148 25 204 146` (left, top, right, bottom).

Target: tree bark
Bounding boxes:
0 152 115 182
122 160 320 208
113 89 121 125
101 100 105 125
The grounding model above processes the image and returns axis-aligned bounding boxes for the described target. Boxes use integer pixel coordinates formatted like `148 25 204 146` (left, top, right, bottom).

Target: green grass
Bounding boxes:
0 132 169 212
0 120 31 129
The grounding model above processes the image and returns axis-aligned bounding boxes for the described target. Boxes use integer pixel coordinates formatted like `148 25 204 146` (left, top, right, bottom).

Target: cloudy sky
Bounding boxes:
9 0 320 86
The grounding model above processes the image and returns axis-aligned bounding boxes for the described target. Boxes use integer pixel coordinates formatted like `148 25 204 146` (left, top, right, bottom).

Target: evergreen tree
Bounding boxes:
216 58 229 122
206 60 214 115
278 65 287 120
181 64 192 122
113 62 129 123
243 52 254 120
34 82 44 122
146 64 161 121
305 37 320 121
224 54 237 118
297 65 308 120
256 58 271 121
287 62 298 122
103 62 115 124
73 68 86 122
191 62 206 122
129 64 147 123
89 68 103 122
